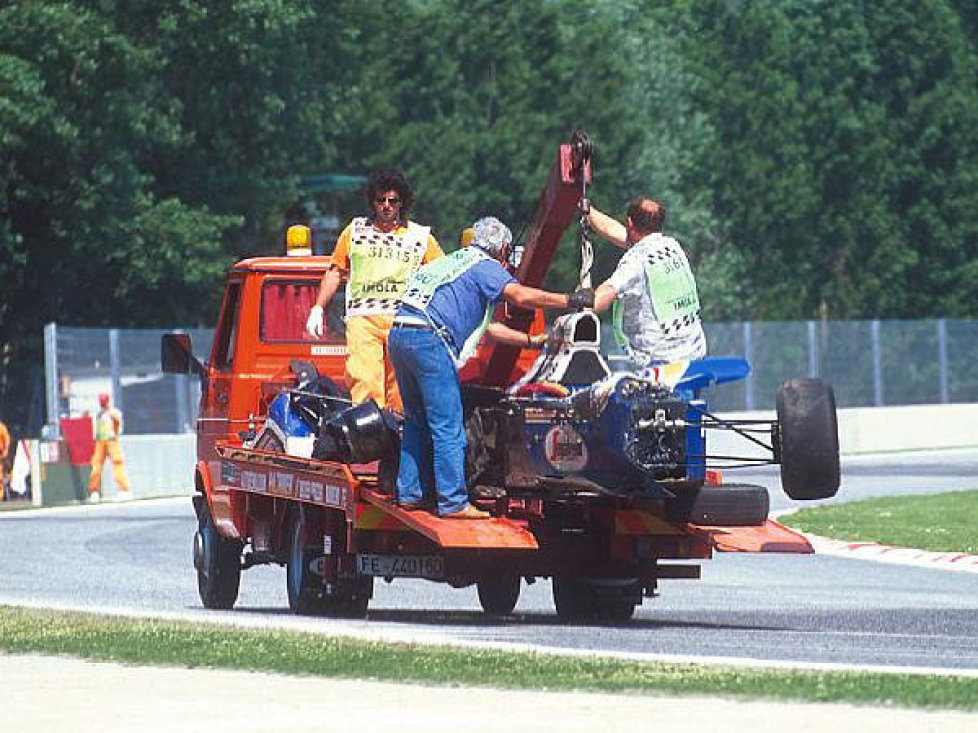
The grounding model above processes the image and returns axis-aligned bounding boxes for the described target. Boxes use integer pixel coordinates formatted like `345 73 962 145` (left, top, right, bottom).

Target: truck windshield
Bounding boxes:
260 280 322 342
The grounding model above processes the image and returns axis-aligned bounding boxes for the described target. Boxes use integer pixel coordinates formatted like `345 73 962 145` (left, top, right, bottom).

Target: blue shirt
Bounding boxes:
397 255 516 353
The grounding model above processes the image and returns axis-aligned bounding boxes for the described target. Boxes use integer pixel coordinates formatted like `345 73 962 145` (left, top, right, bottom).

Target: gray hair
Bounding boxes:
471 216 513 257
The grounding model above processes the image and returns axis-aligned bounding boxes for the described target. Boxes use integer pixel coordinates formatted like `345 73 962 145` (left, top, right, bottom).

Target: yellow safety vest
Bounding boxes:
346 218 430 317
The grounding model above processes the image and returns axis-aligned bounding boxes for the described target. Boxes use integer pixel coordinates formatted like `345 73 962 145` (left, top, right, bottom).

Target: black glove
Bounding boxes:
566 288 594 310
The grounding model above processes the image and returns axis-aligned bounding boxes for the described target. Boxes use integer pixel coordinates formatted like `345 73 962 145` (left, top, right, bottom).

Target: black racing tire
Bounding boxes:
667 483 770 526
552 577 639 622
777 378 841 500
477 574 521 616
194 499 242 610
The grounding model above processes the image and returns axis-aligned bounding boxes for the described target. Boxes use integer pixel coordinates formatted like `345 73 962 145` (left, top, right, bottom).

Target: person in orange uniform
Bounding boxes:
305 167 443 413
0 419 9 501
88 393 131 503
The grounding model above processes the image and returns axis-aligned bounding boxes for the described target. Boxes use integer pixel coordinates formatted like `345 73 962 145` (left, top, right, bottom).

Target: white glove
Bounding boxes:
306 305 325 339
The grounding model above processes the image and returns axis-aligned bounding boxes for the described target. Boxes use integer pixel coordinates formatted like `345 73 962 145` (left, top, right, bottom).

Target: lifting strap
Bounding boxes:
571 130 594 291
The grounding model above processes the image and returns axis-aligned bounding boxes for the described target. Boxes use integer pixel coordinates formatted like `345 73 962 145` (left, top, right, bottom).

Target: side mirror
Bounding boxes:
161 333 206 377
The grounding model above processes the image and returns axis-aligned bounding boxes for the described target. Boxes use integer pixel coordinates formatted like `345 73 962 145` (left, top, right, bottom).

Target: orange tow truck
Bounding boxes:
162 133 818 620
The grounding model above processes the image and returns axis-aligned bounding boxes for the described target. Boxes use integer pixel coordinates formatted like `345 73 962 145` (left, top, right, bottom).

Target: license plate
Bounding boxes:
356 554 444 580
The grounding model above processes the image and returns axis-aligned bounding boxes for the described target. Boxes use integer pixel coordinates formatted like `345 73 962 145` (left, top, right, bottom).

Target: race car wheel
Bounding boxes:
194 498 242 610
777 378 840 500
477 573 521 615
667 483 770 526
552 577 639 622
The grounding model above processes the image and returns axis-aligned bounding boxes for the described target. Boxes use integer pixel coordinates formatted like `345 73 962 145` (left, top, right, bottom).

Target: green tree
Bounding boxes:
111 0 331 256
590 2 743 320
682 1 823 319
784 0 978 319
682 0 978 320
0 2 237 430
324 0 643 295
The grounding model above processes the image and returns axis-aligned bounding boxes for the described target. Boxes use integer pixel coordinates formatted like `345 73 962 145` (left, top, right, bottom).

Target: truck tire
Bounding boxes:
667 484 770 526
552 577 639 622
286 510 330 615
777 378 840 500
286 511 372 618
194 500 242 610
477 574 521 615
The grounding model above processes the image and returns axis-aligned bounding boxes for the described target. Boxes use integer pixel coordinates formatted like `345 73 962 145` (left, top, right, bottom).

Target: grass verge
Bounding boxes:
781 489 978 554
2 606 977 710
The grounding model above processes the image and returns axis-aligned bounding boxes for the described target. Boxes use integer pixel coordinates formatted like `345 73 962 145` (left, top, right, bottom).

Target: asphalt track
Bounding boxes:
1 448 976 674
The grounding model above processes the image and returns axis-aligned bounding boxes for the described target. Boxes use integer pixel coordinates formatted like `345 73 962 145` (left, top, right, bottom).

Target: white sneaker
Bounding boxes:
87 492 101 504
115 490 133 502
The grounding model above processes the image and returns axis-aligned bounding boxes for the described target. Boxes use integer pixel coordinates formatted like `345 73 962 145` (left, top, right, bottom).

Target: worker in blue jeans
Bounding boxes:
389 216 593 518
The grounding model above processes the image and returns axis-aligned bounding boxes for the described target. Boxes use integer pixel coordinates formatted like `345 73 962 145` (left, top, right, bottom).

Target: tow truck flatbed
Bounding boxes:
165 129 833 620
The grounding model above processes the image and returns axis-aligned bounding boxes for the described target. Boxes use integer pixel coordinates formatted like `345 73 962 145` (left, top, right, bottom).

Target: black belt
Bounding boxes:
392 322 431 331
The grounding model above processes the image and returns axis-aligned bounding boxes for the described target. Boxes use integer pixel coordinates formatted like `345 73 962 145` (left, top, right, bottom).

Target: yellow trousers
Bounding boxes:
344 314 401 413
89 439 130 493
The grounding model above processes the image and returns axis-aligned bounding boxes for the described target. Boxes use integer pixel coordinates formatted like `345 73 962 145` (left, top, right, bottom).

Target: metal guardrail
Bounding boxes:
43 318 978 435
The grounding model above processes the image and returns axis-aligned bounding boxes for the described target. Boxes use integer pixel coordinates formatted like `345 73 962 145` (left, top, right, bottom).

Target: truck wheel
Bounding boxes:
193 500 242 610
477 574 521 615
286 511 329 615
552 578 638 622
286 511 372 618
667 484 770 526
777 379 840 500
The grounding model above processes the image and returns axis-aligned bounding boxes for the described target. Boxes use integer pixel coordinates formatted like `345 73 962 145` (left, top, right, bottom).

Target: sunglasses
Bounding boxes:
374 196 401 205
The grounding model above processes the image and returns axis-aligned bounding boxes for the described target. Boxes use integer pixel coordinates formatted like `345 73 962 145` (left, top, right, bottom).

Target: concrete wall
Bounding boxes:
120 434 198 498
125 404 978 498
710 403 978 459
31 403 978 506
836 403 978 454
31 434 198 506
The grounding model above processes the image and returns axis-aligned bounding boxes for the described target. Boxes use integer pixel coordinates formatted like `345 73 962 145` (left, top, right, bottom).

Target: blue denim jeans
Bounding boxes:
388 326 470 516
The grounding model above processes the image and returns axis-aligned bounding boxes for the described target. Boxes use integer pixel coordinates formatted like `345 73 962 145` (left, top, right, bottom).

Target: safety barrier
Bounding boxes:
709 403 978 459
20 403 978 507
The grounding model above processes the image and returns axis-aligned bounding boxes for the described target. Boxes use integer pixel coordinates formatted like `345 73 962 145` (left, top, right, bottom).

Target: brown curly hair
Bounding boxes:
366 167 414 223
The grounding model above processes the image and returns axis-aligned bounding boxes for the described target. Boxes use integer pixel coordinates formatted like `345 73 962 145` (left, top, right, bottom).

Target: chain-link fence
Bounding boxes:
43 319 978 435
44 324 213 436
701 319 978 412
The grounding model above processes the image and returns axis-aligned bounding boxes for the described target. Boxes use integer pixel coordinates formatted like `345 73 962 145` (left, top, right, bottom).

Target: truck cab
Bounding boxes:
164 255 346 535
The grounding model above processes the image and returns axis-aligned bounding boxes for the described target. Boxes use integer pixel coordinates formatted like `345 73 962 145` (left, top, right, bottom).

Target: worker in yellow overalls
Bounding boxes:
0 419 9 501
88 393 132 503
305 167 443 413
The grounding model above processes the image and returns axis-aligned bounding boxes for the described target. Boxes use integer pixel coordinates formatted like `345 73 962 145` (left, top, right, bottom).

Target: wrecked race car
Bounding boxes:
461 310 840 526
